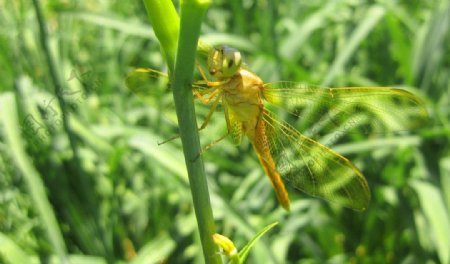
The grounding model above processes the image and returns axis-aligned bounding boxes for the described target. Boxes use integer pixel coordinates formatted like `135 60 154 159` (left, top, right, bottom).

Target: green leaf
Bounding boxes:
410 180 450 264
238 222 279 263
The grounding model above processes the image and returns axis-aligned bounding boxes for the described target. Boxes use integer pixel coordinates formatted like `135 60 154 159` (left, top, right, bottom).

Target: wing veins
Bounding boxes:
262 110 369 209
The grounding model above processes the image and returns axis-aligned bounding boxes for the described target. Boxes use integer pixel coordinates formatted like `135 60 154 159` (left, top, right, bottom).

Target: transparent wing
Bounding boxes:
125 68 223 135
125 68 171 98
262 109 370 211
125 68 208 98
124 68 181 133
263 82 428 136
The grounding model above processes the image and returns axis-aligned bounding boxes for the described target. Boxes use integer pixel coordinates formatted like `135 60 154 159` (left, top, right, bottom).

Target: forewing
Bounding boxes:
263 82 428 135
126 68 170 98
125 68 211 132
125 68 207 99
262 109 370 211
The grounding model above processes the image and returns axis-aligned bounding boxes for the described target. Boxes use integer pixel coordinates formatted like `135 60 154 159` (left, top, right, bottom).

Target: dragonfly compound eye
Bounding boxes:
208 46 242 79
221 46 242 78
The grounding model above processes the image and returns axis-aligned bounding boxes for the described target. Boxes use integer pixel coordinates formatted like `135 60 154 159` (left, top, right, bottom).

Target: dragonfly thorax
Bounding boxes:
221 69 264 124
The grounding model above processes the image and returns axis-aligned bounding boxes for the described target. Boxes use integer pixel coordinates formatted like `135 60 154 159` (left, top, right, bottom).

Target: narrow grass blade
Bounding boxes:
410 180 450 264
238 222 279 263
280 0 340 58
0 93 68 263
440 156 450 219
0 232 32 264
130 233 176 264
321 5 386 86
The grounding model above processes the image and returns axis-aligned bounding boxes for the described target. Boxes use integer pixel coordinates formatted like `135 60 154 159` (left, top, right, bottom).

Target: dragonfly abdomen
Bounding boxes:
251 120 290 211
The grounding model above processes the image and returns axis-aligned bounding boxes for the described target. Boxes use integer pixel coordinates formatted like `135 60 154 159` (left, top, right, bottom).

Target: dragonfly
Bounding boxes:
126 46 428 211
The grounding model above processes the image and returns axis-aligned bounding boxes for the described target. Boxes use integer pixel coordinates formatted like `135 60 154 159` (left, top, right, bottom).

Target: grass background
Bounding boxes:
1 0 449 263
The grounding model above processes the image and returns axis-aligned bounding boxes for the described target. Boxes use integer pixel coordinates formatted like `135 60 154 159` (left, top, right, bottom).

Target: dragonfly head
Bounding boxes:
208 46 242 79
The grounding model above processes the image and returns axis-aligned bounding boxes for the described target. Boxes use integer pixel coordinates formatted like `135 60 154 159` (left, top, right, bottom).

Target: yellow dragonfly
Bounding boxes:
126 46 428 211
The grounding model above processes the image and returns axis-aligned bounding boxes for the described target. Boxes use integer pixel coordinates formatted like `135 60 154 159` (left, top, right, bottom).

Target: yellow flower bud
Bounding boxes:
212 233 238 257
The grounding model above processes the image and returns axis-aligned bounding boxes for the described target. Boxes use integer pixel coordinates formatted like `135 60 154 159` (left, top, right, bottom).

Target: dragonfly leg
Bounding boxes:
192 131 230 162
193 87 220 105
197 62 209 83
158 94 222 145
191 96 230 161
193 86 216 96
157 134 180 146
202 132 229 153
193 79 226 87
198 94 222 130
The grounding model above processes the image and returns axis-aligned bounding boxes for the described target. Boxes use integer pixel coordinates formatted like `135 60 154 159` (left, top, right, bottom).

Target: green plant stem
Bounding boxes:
142 1 219 262
171 1 221 263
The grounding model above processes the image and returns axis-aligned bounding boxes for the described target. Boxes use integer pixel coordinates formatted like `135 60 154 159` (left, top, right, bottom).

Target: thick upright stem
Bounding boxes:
171 1 221 263
142 0 221 263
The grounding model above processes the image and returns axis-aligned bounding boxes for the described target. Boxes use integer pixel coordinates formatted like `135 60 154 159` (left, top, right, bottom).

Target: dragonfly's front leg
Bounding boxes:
197 93 222 131
194 62 228 94
193 86 221 105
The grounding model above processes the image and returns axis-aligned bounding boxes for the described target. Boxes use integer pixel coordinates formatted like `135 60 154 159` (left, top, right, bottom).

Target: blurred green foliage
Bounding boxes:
0 0 449 263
